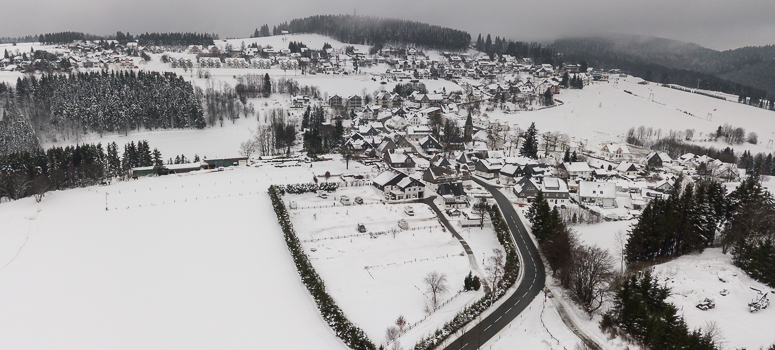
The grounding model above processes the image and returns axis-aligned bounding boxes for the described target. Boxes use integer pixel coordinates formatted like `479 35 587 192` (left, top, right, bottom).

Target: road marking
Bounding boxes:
495 315 502 322
507 307 512 312
522 292 528 298
484 325 491 331
463 343 468 348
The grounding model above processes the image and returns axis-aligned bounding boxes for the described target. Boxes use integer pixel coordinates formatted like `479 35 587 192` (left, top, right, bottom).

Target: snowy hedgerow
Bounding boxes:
268 186 374 350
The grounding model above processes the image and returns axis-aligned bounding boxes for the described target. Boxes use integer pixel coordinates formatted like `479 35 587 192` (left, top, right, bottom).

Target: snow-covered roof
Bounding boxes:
578 181 617 199
541 177 568 193
563 162 591 173
372 171 399 186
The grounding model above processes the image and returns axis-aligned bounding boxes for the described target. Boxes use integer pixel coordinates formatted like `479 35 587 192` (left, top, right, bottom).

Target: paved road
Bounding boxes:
421 196 474 256
441 178 546 350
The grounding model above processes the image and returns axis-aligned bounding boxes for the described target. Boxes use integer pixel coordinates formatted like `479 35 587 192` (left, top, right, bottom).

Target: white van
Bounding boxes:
404 206 414 216
340 195 352 206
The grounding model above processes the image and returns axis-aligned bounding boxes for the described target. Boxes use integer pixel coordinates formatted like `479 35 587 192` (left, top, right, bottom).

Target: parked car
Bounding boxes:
317 190 327 199
354 197 364 204
357 223 367 233
398 219 409 230
340 195 352 206
288 200 297 209
404 206 414 216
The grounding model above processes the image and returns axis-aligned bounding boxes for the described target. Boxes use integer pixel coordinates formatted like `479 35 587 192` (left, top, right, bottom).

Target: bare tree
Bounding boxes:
613 230 627 273
472 197 488 230
395 315 406 332
567 245 614 314
385 326 400 343
30 176 50 203
424 271 449 311
239 139 257 160
485 248 505 293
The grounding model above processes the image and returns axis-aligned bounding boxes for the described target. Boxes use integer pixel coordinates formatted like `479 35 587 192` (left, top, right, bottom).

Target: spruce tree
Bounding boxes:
520 122 538 159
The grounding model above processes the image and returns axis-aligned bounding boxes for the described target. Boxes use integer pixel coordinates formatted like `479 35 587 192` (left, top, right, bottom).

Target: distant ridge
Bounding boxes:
263 14 471 52
551 34 775 99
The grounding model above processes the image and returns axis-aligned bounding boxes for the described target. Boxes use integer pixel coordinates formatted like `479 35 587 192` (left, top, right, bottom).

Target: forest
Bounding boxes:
268 15 471 51
474 34 558 64
2 71 205 146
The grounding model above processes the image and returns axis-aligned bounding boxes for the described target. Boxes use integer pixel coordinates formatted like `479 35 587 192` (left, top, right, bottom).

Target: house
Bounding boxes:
437 182 468 209
474 158 505 179
645 151 672 168
383 151 416 168
513 176 541 201
652 180 674 193
430 154 451 167
329 94 344 109
600 144 631 159
522 163 550 178
371 170 425 200
615 162 638 177
541 177 570 207
291 95 310 108
499 164 522 178
419 135 442 153
561 162 591 180
348 95 363 110
423 166 458 184
578 181 617 208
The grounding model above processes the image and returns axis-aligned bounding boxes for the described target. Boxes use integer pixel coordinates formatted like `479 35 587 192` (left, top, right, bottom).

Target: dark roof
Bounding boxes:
437 182 466 197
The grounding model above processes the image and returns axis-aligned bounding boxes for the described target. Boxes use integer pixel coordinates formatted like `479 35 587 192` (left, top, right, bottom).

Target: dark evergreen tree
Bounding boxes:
520 122 538 159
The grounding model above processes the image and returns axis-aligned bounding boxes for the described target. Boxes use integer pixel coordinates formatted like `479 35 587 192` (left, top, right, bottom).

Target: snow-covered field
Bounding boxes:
287 188 486 345
653 249 775 350
0 165 351 349
490 76 775 155
573 220 634 272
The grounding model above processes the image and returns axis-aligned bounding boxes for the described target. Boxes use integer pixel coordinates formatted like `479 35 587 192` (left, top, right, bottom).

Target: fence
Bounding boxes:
300 225 442 243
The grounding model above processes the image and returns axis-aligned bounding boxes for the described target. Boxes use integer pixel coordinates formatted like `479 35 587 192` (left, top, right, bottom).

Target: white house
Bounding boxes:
578 181 617 208
600 144 631 159
541 177 570 207
562 162 592 180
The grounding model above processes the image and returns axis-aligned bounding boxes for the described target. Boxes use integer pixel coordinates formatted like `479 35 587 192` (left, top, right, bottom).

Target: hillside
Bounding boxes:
267 14 471 51
551 34 775 98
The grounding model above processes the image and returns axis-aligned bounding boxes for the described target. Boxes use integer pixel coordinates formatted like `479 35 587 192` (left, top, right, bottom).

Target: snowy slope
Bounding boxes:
490 76 775 155
0 166 347 349
652 249 775 349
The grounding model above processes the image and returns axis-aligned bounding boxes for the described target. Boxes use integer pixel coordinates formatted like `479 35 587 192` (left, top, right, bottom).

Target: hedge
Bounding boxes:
268 185 375 350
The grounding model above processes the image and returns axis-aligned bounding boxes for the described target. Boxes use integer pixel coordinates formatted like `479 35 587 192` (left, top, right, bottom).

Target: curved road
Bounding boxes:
441 178 546 350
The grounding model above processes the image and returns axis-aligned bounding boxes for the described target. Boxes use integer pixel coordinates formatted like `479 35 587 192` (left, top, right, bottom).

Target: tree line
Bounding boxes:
474 33 557 64
38 32 86 44
270 15 471 51
114 31 217 46
0 140 162 202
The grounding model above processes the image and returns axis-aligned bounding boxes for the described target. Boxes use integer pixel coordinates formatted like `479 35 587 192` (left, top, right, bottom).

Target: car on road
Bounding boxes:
357 223 367 233
354 197 364 204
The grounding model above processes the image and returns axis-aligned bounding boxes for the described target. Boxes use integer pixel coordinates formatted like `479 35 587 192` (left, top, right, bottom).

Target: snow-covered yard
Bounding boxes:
287 189 486 345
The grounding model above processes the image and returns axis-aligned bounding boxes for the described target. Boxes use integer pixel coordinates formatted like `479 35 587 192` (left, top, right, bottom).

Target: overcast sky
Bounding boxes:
2 0 774 50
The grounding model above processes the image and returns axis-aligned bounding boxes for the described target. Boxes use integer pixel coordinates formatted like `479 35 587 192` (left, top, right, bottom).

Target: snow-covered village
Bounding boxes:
2 9 775 350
